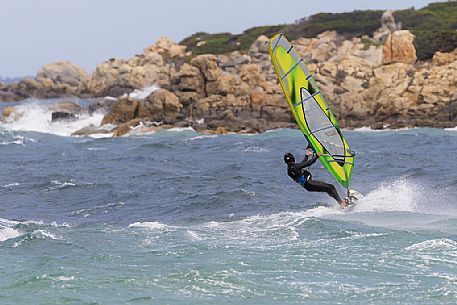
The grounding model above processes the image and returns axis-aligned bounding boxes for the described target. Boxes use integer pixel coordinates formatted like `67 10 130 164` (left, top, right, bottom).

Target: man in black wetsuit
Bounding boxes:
284 146 349 208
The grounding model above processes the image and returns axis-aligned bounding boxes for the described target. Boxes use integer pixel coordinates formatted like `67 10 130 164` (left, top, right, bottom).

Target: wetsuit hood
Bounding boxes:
284 153 295 164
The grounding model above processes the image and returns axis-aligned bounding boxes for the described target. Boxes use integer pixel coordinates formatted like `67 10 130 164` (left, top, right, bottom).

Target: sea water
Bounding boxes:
0 100 456 304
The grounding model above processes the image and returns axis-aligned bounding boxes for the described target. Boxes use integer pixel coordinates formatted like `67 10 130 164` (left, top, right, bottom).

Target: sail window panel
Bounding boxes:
301 88 345 158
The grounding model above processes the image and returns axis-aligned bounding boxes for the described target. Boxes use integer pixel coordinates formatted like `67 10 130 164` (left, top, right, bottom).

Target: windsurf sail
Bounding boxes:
269 33 354 189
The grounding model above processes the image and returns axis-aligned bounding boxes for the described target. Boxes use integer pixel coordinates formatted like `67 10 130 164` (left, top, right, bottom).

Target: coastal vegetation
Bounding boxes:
180 1 457 60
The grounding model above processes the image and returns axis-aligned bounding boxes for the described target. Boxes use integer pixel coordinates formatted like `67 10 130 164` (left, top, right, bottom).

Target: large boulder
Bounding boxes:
11 62 90 99
249 35 270 55
137 89 182 122
373 10 401 41
49 101 82 114
144 36 188 58
37 61 89 88
113 118 143 137
382 30 417 64
88 98 117 115
171 63 205 93
101 97 139 125
89 52 171 97
190 55 221 82
35 61 90 97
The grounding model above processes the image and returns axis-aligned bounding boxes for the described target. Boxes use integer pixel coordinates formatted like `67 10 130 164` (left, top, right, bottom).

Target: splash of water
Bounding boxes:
351 179 419 213
1 101 105 137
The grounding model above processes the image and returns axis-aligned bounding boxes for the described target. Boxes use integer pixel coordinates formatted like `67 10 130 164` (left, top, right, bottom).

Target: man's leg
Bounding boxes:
304 179 342 203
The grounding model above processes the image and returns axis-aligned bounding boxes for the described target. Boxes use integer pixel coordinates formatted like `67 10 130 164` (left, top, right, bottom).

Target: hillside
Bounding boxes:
180 1 457 60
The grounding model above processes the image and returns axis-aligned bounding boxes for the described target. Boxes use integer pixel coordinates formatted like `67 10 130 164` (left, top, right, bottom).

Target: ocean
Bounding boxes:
0 100 456 304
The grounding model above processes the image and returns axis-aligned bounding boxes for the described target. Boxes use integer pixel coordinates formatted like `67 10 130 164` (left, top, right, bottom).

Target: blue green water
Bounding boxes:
0 103 457 304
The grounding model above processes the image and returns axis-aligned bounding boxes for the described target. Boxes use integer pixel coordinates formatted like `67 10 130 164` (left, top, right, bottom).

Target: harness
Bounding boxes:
295 175 308 187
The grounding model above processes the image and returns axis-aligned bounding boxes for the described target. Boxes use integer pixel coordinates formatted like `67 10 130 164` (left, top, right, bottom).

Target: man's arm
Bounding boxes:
298 144 315 163
295 154 319 169
299 154 309 163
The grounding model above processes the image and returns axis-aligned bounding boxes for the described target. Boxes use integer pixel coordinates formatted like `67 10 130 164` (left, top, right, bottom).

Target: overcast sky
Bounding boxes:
1 0 435 76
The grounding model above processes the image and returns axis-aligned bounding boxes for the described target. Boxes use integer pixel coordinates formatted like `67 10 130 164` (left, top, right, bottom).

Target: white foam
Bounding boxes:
353 126 381 132
53 180 76 188
0 135 32 146
445 126 457 131
12 229 62 248
125 85 159 100
0 227 22 242
53 275 76 281
46 180 76 190
21 219 70 228
351 179 419 213
242 146 268 153
34 230 61 240
405 239 457 252
128 121 159 136
168 127 195 132
187 135 218 141
129 221 172 230
187 230 203 241
353 126 417 132
1 102 105 137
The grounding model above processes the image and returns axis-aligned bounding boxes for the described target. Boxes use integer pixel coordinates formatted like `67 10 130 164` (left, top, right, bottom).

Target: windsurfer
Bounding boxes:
284 146 349 208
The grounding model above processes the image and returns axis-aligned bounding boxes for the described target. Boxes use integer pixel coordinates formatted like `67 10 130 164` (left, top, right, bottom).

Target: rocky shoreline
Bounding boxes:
1 11 457 135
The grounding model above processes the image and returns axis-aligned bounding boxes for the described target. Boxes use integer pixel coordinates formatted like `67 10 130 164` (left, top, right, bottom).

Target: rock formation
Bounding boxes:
3 16 457 134
382 30 417 64
373 10 401 41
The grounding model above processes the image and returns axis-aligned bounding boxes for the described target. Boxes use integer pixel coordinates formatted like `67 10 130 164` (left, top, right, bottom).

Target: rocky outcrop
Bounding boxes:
1 62 90 100
89 53 170 97
88 98 117 115
373 10 401 41
144 36 188 58
100 97 139 125
382 30 417 64
88 37 185 97
96 26 457 135
49 101 82 114
100 89 184 135
137 89 182 122
36 61 90 95
48 101 82 122
4 17 457 134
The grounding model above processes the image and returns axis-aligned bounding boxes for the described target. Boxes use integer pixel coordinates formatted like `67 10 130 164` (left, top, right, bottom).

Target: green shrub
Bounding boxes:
179 25 286 55
413 30 457 60
179 1 457 58
284 10 383 40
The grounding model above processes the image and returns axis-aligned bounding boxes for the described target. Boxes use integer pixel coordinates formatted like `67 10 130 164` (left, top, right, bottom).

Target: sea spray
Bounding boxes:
1 100 105 136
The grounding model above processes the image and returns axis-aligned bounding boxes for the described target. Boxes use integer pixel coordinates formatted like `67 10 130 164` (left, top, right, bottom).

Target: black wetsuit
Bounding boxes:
287 154 342 203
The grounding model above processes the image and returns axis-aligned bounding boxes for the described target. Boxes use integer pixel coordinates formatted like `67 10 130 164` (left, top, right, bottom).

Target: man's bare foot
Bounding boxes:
340 198 349 208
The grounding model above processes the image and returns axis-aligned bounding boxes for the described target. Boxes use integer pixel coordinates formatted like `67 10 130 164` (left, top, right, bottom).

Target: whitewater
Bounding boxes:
0 99 456 304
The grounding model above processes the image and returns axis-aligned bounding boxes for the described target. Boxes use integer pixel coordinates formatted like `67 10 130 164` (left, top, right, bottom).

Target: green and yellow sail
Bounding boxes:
269 33 354 189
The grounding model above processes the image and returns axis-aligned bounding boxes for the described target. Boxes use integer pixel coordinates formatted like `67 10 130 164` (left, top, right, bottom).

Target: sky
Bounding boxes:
1 0 436 76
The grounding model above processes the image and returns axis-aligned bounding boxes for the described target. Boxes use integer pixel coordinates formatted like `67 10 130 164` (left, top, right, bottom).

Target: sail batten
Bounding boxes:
269 33 354 189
